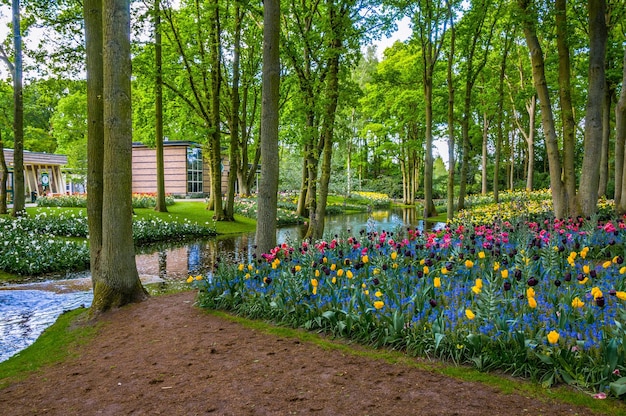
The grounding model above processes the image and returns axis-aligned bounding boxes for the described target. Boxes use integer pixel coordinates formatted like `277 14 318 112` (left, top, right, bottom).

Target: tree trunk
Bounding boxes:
92 0 148 314
518 0 567 218
526 96 536 191
11 0 25 217
598 82 612 198
313 4 342 240
255 0 280 256
0 129 8 214
209 0 224 220
154 0 168 213
481 112 489 195
446 19 455 220
84 0 104 292
494 34 510 203
423 79 437 219
556 0 579 217
616 47 626 210
225 2 243 222
578 0 607 216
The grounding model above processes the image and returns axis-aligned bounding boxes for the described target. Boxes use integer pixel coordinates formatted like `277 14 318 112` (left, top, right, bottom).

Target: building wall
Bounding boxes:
132 142 229 197
132 145 188 195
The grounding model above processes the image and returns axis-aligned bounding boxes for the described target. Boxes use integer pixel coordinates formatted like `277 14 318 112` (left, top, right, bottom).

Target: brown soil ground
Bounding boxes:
0 291 612 415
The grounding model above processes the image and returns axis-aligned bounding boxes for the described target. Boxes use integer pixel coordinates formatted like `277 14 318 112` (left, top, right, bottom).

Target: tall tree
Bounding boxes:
578 0 607 216
616 47 626 210
89 0 148 313
410 0 450 218
456 0 499 210
518 0 567 218
446 3 455 220
0 129 7 214
11 0 25 216
85 0 104 293
154 0 168 213
255 0 280 255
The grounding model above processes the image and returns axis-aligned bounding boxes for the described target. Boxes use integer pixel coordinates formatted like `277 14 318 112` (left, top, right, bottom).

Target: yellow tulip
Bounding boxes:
572 297 585 308
465 259 474 268
195 275 203 280
362 255 369 264
330 263 336 271
311 278 318 287
465 309 476 320
295 265 302 272
186 276 194 283
591 287 603 299
315 269 320 277
374 301 384 310
434 277 441 288
423 266 430 275
603 261 612 269
616 291 626 300
620 267 626 275
472 285 481 295
391 251 398 261
475 278 483 289
238 263 245 272
347 270 354 279
528 297 537 308
375 290 383 298
547 330 560 344
331 277 337 284
501 269 509 279
583 264 590 274
493 262 500 271
526 287 535 299
337 269 344 277
478 251 486 259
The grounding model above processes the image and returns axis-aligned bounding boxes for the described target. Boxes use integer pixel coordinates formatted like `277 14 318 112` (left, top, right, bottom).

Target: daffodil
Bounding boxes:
591 287 603 299
465 309 475 320
238 263 245 272
547 330 560 344
572 297 585 308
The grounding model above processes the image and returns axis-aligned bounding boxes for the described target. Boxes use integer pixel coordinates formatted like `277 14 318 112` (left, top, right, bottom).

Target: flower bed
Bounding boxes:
197 215 626 398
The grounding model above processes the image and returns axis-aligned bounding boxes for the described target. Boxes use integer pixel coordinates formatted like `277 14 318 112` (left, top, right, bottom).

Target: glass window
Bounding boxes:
187 147 203 194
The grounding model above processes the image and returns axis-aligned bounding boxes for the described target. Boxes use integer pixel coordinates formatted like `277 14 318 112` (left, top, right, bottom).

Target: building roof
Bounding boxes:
132 140 201 148
3 148 67 166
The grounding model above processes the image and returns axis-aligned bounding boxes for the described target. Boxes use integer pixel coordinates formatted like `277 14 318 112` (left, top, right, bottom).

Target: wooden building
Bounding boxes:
132 141 229 197
2 148 67 200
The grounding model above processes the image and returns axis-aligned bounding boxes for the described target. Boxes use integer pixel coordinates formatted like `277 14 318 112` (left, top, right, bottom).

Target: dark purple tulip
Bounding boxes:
617 256 624 265
417 270 424 278
564 272 572 282
577 273 585 281
609 289 617 296
590 270 597 278
596 297 605 307
554 279 561 287
527 277 538 287
503 281 512 291
514 269 522 281
429 299 437 308
372 278 380 285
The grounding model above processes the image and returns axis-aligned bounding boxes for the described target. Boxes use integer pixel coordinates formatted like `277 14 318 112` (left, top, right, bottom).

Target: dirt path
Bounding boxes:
0 291 608 415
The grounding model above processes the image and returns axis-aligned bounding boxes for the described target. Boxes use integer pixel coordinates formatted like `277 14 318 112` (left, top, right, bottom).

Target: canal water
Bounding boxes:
0 208 441 362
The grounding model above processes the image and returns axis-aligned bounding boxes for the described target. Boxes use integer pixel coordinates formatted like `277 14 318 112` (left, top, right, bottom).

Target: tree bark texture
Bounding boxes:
578 0 607 216
154 0 168 213
11 0 25 217
84 0 104 291
255 0 280 256
92 0 148 313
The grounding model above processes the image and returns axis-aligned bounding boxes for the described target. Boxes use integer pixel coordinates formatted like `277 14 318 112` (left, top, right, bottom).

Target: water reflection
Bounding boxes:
135 208 443 281
0 290 93 362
